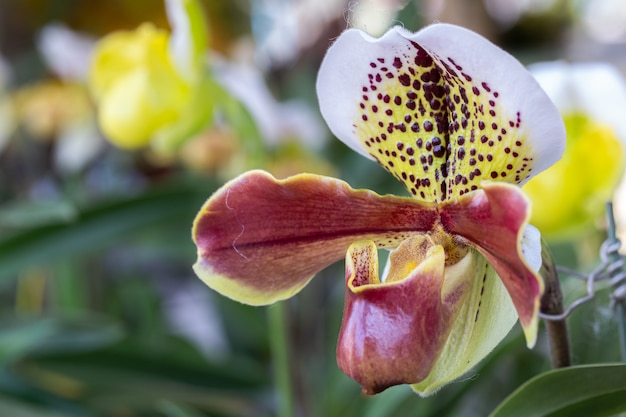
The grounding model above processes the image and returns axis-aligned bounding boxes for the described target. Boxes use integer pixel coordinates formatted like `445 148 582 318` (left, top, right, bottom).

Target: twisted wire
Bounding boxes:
539 261 607 321
601 239 626 309
540 208 625 321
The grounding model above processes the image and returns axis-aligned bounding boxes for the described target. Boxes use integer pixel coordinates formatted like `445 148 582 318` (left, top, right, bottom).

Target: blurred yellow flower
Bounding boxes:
525 62 626 240
89 0 213 151
13 81 92 140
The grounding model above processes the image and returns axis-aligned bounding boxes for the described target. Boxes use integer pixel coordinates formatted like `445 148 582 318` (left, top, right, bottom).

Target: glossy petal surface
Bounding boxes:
192 170 438 305
317 24 565 202
441 181 542 346
337 238 472 394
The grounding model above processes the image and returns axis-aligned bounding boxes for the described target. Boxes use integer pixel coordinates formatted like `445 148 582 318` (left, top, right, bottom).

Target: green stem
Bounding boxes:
268 302 295 417
617 304 626 361
539 240 571 368
605 202 626 361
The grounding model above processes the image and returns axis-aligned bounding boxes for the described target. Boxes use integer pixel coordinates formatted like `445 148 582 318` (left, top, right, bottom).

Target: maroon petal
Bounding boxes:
337 238 472 394
192 170 438 305
440 182 542 346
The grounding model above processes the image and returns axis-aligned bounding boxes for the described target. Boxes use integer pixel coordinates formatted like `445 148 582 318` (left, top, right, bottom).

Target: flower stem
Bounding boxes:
605 202 626 361
539 241 571 368
268 302 295 417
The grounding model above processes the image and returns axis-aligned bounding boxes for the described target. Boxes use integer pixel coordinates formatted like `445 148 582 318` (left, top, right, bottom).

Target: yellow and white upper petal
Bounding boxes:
316 24 565 203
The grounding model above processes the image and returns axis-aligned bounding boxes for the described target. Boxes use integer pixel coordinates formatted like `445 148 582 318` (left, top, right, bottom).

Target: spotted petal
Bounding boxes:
192 170 439 305
317 24 565 202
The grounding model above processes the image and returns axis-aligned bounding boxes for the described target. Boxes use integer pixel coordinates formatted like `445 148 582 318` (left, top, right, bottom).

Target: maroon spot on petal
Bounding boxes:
398 73 411 86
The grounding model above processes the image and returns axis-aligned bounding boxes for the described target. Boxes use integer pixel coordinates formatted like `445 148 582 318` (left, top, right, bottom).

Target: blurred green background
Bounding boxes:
0 0 625 416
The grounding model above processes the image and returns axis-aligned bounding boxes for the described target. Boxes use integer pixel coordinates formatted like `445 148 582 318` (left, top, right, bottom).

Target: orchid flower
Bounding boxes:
192 24 565 395
525 62 626 239
89 0 212 151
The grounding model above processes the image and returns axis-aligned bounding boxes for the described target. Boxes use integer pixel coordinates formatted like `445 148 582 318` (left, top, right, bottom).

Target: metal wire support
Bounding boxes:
603 202 626 360
602 204 626 309
539 202 626 322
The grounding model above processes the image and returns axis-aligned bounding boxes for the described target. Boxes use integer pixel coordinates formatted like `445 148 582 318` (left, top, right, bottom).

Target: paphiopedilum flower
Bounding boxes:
89 0 213 151
192 24 565 395
525 62 626 239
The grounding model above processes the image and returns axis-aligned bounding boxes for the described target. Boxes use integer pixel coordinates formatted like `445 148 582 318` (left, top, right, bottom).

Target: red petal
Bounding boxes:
192 170 438 305
440 182 543 346
337 239 471 394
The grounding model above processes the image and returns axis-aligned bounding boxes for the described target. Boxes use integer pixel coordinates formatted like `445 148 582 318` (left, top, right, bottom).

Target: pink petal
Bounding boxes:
440 181 542 346
192 170 438 305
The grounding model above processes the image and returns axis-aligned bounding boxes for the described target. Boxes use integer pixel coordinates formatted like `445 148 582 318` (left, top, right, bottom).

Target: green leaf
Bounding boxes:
0 316 122 366
0 393 74 417
158 400 205 417
489 363 626 417
17 337 268 416
0 200 76 229
0 181 210 280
